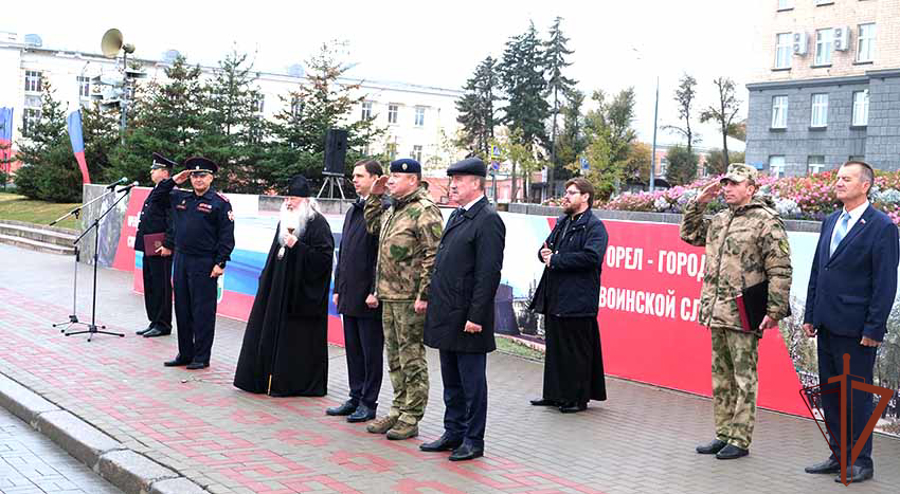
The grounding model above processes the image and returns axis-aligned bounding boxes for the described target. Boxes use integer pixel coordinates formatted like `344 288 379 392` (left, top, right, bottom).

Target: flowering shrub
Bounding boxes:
595 170 900 225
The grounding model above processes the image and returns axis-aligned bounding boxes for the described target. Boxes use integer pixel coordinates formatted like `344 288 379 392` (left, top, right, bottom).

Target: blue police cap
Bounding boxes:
183 156 218 174
447 157 487 177
151 152 176 170
390 158 421 174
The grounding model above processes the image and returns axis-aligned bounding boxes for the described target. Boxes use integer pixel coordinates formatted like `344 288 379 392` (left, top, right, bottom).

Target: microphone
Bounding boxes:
106 177 129 190
116 181 140 193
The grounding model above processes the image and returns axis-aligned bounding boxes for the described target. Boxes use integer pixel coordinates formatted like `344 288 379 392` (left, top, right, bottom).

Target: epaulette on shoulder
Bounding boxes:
216 191 230 203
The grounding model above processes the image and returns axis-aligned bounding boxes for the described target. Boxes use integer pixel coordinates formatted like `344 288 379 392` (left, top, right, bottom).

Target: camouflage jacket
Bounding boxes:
680 196 793 335
364 186 443 302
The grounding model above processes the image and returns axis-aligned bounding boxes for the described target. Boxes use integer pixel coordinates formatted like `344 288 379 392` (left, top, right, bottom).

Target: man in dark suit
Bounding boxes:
420 157 506 461
134 153 176 338
327 160 385 423
803 161 899 484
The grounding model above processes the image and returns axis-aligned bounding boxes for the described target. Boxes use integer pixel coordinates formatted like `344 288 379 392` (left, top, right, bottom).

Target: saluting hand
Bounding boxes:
173 170 191 184
464 321 482 333
210 265 224 278
697 181 721 204
371 175 388 196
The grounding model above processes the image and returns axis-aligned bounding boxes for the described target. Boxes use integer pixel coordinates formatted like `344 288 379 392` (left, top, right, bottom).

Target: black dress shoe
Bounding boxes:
696 439 728 455
834 465 873 484
185 362 209 370
164 358 190 367
805 458 840 474
420 434 463 452
347 404 376 423
716 444 749 460
136 325 153 335
143 327 171 338
448 443 483 461
530 398 560 407
559 402 587 413
326 400 358 416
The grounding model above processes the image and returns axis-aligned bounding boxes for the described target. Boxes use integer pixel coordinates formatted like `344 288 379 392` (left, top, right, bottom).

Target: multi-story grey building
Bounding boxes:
746 0 900 175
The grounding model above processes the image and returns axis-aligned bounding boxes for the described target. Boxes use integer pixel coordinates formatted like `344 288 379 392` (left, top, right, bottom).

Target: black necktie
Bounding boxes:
449 207 464 227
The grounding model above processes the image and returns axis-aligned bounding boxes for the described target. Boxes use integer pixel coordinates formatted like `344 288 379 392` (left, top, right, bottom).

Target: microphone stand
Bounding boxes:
63 183 137 341
50 188 121 332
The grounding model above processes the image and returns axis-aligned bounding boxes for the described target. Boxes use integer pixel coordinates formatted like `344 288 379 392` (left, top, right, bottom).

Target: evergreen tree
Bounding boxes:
456 56 498 157
14 82 82 202
543 16 577 193
498 21 549 201
555 88 586 182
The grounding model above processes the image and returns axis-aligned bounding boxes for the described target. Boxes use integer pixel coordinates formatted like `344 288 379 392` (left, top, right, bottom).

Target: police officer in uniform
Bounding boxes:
135 153 176 338
158 157 235 370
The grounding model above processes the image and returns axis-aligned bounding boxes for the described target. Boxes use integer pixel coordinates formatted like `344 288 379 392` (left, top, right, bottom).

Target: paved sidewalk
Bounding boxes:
0 406 121 494
0 242 898 494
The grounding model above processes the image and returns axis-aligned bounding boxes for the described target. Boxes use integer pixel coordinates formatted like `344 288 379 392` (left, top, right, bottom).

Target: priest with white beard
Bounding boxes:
233 175 335 396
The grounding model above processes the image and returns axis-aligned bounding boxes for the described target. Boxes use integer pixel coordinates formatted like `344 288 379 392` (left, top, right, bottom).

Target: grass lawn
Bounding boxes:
496 335 545 362
0 192 80 230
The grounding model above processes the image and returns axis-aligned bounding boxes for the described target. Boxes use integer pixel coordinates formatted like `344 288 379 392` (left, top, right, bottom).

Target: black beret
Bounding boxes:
390 158 421 174
183 156 218 174
447 157 487 177
150 152 176 170
287 175 311 198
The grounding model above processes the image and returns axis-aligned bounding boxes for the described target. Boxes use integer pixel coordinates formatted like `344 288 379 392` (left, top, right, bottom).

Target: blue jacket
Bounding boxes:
804 205 899 341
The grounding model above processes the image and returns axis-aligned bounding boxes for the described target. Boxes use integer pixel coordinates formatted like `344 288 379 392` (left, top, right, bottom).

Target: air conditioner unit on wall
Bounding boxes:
834 27 850 51
793 32 808 56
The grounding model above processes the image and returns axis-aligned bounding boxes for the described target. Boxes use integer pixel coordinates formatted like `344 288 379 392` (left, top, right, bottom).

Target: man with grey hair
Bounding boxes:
234 175 335 396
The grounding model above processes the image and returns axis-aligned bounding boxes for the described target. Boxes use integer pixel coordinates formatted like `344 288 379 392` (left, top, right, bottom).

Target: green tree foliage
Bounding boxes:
14 83 84 202
700 77 742 169
553 88 586 185
456 56 498 158
704 148 745 176
665 144 698 186
498 21 550 154
625 141 653 183
543 16 577 191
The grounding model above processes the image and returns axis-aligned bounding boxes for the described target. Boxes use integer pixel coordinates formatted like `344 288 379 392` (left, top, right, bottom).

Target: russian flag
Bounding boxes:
66 109 91 184
0 107 13 174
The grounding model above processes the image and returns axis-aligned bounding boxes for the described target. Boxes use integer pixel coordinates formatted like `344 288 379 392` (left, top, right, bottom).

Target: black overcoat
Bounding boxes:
333 199 381 318
424 197 506 353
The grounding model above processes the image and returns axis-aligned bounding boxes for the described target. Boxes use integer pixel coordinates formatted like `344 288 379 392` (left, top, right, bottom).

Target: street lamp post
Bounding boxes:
650 76 659 193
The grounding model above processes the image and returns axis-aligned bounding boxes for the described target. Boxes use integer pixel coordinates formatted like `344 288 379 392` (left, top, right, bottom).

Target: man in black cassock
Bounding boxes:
233 175 334 396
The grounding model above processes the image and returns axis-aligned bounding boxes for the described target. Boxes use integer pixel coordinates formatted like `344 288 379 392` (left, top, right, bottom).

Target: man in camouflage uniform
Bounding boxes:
363 158 443 440
680 163 792 460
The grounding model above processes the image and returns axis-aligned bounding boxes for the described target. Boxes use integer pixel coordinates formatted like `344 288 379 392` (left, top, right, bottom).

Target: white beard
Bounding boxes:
278 200 315 245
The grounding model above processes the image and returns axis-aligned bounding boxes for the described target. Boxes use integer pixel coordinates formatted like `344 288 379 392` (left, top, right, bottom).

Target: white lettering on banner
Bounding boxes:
599 287 682 320
680 298 701 322
127 215 139 228
658 250 706 282
605 246 644 271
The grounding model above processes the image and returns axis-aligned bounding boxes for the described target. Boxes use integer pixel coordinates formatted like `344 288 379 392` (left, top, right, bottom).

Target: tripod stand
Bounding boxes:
316 172 347 200
51 184 135 341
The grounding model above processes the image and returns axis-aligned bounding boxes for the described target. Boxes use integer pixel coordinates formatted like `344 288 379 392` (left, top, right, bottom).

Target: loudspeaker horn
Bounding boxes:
101 28 135 58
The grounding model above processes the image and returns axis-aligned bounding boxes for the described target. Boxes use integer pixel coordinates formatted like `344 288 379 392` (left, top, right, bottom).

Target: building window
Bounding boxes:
361 101 373 120
252 94 265 113
412 145 423 163
659 157 669 176
857 23 876 62
77 76 91 99
852 90 869 126
387 104 399 124
25 71 42 93
811 93 828 128
23 108 41 137
849 155 865 163
769 156 786 178
414 107 425 127
775 33 792 69
290 97 303 118
807 155 825 175
815 28 834 66
771 95 788 129
778 0 792 10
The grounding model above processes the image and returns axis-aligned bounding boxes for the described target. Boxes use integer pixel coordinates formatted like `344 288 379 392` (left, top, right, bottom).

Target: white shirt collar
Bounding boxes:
461 194 485 212
843 200 869 222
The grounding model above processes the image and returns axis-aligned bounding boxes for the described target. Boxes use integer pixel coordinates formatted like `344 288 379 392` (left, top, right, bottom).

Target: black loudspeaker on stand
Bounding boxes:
318 128 348 199
50 182 137 341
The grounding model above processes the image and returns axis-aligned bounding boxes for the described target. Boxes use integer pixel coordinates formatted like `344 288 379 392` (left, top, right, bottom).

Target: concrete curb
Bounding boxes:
0 373 210 494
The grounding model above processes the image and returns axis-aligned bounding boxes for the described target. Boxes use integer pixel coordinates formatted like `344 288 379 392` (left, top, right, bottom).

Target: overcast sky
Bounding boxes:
7 0 760 146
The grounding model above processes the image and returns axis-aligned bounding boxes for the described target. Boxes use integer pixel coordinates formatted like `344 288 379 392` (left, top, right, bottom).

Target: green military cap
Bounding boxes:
721 163 759 184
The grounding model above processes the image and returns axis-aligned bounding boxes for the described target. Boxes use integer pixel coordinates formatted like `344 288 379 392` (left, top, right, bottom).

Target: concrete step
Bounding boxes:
0 221 78 248
0 233 75 256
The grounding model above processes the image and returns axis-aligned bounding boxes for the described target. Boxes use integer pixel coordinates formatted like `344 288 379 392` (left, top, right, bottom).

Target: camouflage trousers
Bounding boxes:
382 301 429 425
710 327 760 450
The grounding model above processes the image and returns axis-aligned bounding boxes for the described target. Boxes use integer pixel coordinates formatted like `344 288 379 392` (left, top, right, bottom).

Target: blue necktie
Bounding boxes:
830 212 850 257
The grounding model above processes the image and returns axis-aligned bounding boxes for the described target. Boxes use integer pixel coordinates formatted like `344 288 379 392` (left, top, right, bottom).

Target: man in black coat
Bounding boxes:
420 158 506 462
326 160 385 422
135 153 176 338
529 178 608 413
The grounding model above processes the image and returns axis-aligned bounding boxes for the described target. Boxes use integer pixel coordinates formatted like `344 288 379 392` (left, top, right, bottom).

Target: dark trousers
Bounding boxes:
173 253 218 365
543 316 607 404
142 254 172 330
343 315 384 409
440 350 487 448
818 328 878 470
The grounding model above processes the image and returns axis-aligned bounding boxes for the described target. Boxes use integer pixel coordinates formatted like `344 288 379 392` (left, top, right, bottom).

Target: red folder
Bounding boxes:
143 233 166 256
